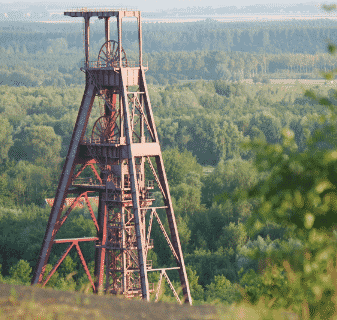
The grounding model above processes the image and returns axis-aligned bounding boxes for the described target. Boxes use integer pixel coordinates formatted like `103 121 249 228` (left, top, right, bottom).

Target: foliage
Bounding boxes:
204 275 241 306
216 222 248 251
0 116 13 164
0 78 330 308
236 44 337 318
185 266 204 302
11 125 62 167
162 148 202 188
202 158 259 208
2 24 337 86
5 161 57 205
8 260 32 284
185 248 238 287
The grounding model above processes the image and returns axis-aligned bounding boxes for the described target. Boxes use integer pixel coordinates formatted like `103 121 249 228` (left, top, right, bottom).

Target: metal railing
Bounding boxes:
105 192 135 202
146 260 153 270
72 177 103 186
84 60 148 69
147 180 154 188
67 7 136 12
72 177 121 188
132 136 153 143
81 136 120 145
147 239 154 248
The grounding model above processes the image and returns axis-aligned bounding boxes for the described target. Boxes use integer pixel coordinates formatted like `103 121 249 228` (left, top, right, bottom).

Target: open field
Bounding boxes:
241 78 330 85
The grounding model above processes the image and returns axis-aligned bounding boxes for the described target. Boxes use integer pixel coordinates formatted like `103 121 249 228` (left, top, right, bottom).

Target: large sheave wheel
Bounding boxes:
91 115 119 143
98 40 128 67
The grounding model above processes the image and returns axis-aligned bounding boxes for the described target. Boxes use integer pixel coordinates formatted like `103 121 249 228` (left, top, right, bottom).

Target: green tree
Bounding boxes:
6 162 56 205
58 255 76 278
9 259 32 284
0 116 14 164
216 222 248 251
186 266 204 301
0 205 50 274
202 158 259 208
205 275 240 305
247 111 282 144
11 125 61 168
162 148 202 188
186 247 238 287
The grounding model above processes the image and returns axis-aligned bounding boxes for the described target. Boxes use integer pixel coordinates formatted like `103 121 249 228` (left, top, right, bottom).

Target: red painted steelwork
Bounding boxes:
32 9 192 305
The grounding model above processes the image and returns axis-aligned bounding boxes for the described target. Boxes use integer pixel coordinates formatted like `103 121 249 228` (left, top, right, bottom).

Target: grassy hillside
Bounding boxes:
0 283 218 320
0 283 303 320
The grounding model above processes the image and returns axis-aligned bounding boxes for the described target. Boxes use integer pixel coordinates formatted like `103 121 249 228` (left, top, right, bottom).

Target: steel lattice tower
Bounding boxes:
31 9 192 304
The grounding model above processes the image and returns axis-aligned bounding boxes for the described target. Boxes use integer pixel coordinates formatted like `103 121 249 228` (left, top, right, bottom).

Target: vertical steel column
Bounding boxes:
105 17 110 55
140 96 145 143
84 15 90 68
105 17 110 42
117 13 122 68
121 206 127 294
94 193 107 294
138 12 142 67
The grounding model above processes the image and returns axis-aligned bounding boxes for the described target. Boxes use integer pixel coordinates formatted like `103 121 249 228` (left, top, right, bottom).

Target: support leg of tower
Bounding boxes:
121 68 150 301
139 68 192 305
94 192 107 293
155 155 192 305
32 83 96 285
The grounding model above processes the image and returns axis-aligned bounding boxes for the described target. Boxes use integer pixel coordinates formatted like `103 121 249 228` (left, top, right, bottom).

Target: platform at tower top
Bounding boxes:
64 9 140 18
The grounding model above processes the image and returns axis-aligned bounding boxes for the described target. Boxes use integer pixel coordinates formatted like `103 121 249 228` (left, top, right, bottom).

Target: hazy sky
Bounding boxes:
0 1 328 12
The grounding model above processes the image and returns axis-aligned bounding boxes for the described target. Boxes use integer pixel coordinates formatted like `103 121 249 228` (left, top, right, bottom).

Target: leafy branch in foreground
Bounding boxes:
234 6 337 318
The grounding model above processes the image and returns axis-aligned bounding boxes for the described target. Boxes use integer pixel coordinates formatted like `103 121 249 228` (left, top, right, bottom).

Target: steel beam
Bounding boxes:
84 16 90 68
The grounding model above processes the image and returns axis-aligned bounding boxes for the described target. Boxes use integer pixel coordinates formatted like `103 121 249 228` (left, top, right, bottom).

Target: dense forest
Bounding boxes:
1 12 337 318
0 79 335 308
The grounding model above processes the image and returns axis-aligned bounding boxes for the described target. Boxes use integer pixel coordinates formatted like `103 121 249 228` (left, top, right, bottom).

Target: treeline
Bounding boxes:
1 19 337 54
145 51 337 84
1 19 337 87
1 48 337 87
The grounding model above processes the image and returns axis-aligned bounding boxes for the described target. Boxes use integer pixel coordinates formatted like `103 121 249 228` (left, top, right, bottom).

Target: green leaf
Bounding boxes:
319 98 332 106
322 4 337 12
304 90 316 100
321 71 334 80
328 44 337 55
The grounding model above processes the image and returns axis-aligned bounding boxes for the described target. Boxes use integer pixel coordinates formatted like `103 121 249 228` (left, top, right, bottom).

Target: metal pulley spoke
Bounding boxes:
101 49 109 58
111 41 116 57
